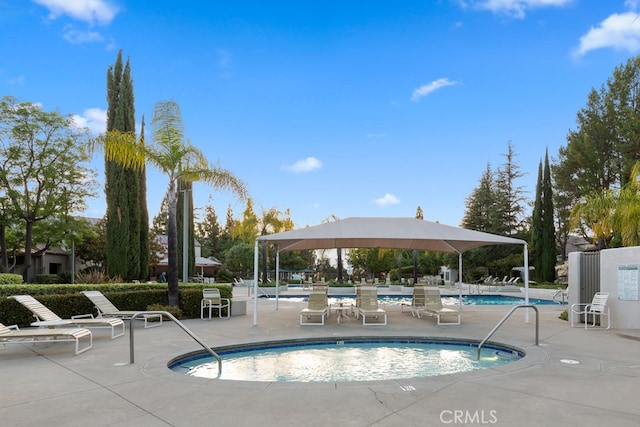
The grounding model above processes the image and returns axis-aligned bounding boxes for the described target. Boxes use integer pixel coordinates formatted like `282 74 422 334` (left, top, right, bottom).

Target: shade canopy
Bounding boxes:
256 217 525 253
251 217 531 325
158 256 221 267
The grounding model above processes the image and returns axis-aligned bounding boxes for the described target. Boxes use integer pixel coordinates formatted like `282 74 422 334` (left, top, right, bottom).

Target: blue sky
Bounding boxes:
2 1 640 229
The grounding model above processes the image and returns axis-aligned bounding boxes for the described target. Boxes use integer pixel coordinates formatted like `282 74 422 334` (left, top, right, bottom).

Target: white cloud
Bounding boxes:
411 78 457 102
7 75 25 85
625 0 639 11
573 12 640 57
366 132 387 139
373 193 400 207
63 27 105 44
284 157 322 173
459 0 573 19
216 48 232 68
72 107 106 135
32 0 118 25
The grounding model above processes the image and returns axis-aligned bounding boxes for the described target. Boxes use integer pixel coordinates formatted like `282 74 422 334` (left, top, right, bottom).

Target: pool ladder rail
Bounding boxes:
553 289 568 305
477 304 539 360
128 311 222 377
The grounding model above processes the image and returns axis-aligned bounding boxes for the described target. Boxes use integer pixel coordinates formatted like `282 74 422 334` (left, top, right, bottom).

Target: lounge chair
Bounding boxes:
570 292 610 329
300 290 328 325
200 288 230 319
311 283 328 293
80 290 163 328
416 288 461 325
8 295 125 339
357 286 387 326
401 285 426 317
0 322 92 355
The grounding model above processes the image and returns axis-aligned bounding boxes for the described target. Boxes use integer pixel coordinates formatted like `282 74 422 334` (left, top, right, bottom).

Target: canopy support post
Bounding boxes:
275 249 280 310
524 243 530 323
253 240 259 326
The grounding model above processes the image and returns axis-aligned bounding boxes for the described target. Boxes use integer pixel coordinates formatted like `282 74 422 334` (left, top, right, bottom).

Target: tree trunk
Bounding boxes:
167 183 180 306
24 220 34 282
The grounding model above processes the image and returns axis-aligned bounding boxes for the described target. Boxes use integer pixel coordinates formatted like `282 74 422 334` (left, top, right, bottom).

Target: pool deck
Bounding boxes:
1 285 639 426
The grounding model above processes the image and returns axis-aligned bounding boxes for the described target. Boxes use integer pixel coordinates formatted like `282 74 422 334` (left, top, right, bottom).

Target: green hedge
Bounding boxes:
0 283 233 327
0 273 23 285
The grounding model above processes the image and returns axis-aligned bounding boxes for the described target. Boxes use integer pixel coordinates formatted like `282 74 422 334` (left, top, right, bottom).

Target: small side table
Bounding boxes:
331 303 351 324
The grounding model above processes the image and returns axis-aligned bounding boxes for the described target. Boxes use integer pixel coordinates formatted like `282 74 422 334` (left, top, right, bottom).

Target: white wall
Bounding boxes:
567 251 582 310
600 246 640 330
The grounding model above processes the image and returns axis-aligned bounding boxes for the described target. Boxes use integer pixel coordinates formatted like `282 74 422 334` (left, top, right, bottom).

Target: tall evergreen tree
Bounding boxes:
540 149 557 281
494 142 526 236
196 204 222 258
530 160 544 274
461 163 495 232
105 50 143 280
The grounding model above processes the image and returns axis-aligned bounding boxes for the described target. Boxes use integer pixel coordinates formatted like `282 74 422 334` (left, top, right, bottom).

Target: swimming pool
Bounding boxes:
169 337 524 382
269 294 560 305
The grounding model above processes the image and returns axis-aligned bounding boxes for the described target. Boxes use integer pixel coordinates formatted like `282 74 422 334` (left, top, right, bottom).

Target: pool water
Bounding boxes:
271 295 559 306
170 339 523 382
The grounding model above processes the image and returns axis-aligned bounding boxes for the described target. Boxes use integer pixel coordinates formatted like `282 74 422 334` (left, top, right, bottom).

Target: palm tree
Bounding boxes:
258 207 290 283
92 100 247 305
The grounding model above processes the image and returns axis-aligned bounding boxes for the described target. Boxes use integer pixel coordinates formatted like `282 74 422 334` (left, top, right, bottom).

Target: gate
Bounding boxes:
577 251 601 322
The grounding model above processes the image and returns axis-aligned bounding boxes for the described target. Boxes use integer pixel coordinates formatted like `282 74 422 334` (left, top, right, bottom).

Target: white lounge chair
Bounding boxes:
200 288 230 319
81 290 163 328
401 285 426 317
416 288 461 325
300 290 328 325
9 295 125 339
357 286 387 326
0 322 92 355
571 292 610 329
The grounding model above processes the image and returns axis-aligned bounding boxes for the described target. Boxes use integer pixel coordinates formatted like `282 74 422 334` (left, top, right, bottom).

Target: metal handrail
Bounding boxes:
248 285 270 298
553 289 568 305
129 311 222 377
477 304 539 360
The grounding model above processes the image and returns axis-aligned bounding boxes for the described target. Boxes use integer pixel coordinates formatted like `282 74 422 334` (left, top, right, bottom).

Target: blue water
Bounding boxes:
171 339 523 382
270 294 560 305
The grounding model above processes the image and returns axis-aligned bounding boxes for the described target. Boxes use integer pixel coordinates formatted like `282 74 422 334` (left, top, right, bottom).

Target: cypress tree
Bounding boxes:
540 149 557 282
531 160 544 277
105 50 142 280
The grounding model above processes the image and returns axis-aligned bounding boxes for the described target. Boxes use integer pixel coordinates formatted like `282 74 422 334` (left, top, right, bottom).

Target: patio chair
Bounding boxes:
200 288 230 320
570 292 610 329
80 290 163 328
401 285 426 317
8 295 125 339
0 322 92 355
416 288 461 325
357 286 387 326
300 290 328 325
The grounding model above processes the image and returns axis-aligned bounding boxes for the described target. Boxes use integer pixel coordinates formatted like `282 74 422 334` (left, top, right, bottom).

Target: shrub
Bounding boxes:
35 274 61 284
216 268 234 283
0 273 23 285
75 269 108 284
146 303 183 320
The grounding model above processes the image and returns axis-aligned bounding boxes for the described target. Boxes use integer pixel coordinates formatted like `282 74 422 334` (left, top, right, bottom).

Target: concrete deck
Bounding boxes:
1 286 639 426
